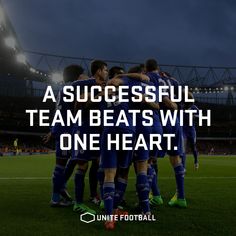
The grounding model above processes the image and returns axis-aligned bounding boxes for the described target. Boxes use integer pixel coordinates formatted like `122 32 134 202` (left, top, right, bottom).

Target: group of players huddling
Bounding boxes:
43 59 199 230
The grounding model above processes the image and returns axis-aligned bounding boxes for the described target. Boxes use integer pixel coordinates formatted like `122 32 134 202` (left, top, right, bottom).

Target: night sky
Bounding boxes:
2 0 236 67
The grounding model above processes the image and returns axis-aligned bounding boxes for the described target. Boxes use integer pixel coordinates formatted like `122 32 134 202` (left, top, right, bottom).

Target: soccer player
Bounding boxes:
13 138 18 155
160 71 188 168
43 64 86 207
100 77 135 230
127 66 162 212
98 66 126 210
108 66 125 79
144 61 175 207
121 65 163 209
101 70 158 230
182 95 199 169
146 59 187 208
72 60 108 214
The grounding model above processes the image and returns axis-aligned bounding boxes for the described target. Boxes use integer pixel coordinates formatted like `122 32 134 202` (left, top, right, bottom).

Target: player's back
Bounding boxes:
146 71 161 88
51 78 96 136
183 104 199 128
103 76 135 132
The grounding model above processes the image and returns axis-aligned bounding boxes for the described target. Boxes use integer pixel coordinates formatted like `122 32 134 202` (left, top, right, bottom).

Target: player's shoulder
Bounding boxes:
71 78 96 87
146 71 161 79
140 80 154 87
191 104 199 110
168 77 180 86
121 76 141 86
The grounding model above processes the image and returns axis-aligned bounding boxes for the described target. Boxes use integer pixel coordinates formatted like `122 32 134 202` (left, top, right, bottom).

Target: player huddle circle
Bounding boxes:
46 59 199 230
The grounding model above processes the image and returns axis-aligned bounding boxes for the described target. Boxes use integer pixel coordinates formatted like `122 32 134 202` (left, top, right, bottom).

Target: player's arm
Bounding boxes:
107 78 124 87
73 79 98 111
83 90 105 110
43 90 61 143
74 92 92 112
141 95 160 110
74 87 108 111
42 131 52 144
193 105 200 118
72 78 96 86
163 96 178 110
114 73 150 82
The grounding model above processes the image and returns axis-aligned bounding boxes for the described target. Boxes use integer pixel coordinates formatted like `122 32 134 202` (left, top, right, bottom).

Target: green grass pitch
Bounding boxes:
0 155 235 236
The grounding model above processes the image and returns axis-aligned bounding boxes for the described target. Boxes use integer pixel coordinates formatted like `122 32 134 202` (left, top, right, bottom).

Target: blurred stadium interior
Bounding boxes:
0 1 236 155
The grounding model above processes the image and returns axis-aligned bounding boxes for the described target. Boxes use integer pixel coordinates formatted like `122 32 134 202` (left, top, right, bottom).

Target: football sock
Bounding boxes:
151 165 160 196
147 164 153 189
180 152 186 168
103 182 115 215
136 171 150 214
193 149 198 164
174 164 185 199
97 168 104 199
89 160 99 198
74 169 85 203
113 177 127 209
64 159 77 183
152 162 158 175
52 164 65 202
190 143 198 164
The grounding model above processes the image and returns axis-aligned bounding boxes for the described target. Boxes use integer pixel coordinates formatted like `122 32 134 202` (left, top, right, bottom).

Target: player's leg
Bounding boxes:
103 168 117 230
148 121 164 204
189 128 199 169
89 158 100 204
167 121 187 208
97 166 105 209
58 157 76 202
73 160 96 214
51 138 71 206
133 134 151 214
148 159 163 206
112 130 134 212
51 158 68 205
100 129 119 229
64 158 77 183
135 160 151 214
72 126 97 213
74 160 88 205
113 166 129 213
180 129 187 169
168 155 187 208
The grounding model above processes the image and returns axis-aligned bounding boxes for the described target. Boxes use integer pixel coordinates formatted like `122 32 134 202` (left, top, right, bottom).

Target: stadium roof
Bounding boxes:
0 0 48 81
1 0 236 87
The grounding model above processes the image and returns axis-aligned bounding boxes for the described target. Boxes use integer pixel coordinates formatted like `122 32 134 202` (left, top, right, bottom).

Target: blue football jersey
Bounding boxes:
183 104 199 128
51 79 96 136
102 76 138 132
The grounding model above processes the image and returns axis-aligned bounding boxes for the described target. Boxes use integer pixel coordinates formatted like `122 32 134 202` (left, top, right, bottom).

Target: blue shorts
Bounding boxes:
150 121 163 158
100 128 135 169
160 118 183 157
183 126 196 145
71 126 101 161
55 136 71 159
133 125 152 162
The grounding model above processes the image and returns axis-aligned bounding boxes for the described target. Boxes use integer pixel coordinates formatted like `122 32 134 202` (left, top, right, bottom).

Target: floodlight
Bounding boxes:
224 86 229 91
29 67 36 73
16 54 27 64
4 36 16 49
51 72 63 83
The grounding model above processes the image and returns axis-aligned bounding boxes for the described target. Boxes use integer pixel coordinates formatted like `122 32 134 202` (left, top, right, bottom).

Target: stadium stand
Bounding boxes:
0 1 236 155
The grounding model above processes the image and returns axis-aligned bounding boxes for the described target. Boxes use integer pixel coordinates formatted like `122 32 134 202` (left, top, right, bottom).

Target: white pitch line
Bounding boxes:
0 177 50 180
0 176 236 180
